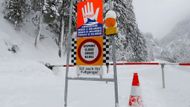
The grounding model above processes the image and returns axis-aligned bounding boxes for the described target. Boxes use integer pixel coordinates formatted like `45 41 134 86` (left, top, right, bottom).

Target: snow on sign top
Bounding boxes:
77 0 103 37
105 10 117 28
105 10 117 19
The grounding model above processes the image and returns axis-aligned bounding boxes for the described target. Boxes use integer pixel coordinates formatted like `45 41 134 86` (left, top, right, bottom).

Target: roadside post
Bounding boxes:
64 0 74 107
105 9 119 107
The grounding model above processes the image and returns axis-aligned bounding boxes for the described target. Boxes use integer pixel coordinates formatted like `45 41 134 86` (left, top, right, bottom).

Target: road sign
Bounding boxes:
77 0 103 37
76 37 103 66
77 66 103 76
65 0 119 107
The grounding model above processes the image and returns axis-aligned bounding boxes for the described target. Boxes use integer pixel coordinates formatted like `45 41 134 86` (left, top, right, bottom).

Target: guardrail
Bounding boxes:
45 62 190 88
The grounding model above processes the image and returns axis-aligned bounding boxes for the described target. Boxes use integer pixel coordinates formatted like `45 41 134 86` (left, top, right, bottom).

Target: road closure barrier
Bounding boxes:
45 62 190 89
46 62 190 67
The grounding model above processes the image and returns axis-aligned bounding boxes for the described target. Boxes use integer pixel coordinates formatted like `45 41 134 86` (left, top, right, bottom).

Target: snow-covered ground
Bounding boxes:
0 7 65 64
1 63 190 107
0 4 190 107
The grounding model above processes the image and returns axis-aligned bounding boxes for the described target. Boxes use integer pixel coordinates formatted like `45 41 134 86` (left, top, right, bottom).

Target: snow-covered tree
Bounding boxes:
104 0 148 62
30 0 42 12
3 0 148 60
4 0 31 28
42 0 60 23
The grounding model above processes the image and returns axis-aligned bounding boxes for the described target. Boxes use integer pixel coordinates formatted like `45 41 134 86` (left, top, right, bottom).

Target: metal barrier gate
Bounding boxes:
46 62 190 89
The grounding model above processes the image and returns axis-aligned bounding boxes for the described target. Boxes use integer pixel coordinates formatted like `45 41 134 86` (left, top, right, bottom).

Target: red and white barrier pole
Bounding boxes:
179 63 190 66
46 62 190 89
47 62 190 68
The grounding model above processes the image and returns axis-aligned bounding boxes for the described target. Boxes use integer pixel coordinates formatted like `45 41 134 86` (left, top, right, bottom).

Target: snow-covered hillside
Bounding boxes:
160 17 190 46
0 10 64 64
160 16 190 62
144 33 162 61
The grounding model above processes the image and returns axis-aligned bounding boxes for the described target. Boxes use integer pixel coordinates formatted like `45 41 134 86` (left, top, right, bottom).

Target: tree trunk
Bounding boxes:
34 0 44 47
59 18 65 57
34 13 42 47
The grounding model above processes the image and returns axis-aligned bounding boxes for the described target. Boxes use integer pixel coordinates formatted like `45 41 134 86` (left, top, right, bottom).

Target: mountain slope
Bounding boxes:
160 17 190 62
144 33 162 61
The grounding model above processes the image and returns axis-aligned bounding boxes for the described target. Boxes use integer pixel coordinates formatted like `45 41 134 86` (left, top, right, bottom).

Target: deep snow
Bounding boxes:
1 63 190 107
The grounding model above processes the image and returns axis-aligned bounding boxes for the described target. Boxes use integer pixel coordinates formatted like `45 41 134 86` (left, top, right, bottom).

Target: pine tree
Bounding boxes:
4 0 30 28
30 0 43 12
58 0 77 56
30 0 76 54
105 0 148 62
43 0 59 23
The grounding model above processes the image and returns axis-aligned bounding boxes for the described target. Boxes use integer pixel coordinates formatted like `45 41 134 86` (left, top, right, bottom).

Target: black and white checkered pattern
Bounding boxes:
103 36 110 65
71 38 77 65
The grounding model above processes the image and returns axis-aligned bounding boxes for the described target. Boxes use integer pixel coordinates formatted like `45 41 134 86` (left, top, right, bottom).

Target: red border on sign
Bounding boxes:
78 39 102 64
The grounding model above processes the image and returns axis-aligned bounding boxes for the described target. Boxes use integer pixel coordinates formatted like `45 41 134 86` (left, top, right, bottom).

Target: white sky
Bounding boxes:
133 0 190 39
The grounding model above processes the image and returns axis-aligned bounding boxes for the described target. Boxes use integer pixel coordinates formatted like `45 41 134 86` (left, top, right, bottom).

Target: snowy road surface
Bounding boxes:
0 61 190 107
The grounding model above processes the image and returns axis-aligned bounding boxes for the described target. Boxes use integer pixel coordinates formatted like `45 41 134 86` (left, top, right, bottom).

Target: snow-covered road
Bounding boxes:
0 61 190 107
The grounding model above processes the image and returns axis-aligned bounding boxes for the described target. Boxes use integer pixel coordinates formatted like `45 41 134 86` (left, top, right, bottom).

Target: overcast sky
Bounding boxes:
133 0 190 39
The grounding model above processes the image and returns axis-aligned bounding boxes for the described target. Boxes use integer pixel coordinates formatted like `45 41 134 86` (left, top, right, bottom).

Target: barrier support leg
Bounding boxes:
161 64 166 88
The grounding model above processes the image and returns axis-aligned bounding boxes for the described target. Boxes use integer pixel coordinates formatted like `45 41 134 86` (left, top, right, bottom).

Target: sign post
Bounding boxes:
64 0 119 107
112 36 119 107
105 9 119 107
64 0 74 107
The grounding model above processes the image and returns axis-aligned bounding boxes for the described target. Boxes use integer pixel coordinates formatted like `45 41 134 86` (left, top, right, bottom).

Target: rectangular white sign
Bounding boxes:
77 66 103 76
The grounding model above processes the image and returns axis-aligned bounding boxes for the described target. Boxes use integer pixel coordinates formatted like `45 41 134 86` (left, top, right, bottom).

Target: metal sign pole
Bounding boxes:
64 0 74 107
111 36 119 107
107 0 119 106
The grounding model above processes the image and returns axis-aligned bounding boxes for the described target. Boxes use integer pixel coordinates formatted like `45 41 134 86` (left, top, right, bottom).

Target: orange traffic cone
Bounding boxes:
128 73 144 107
